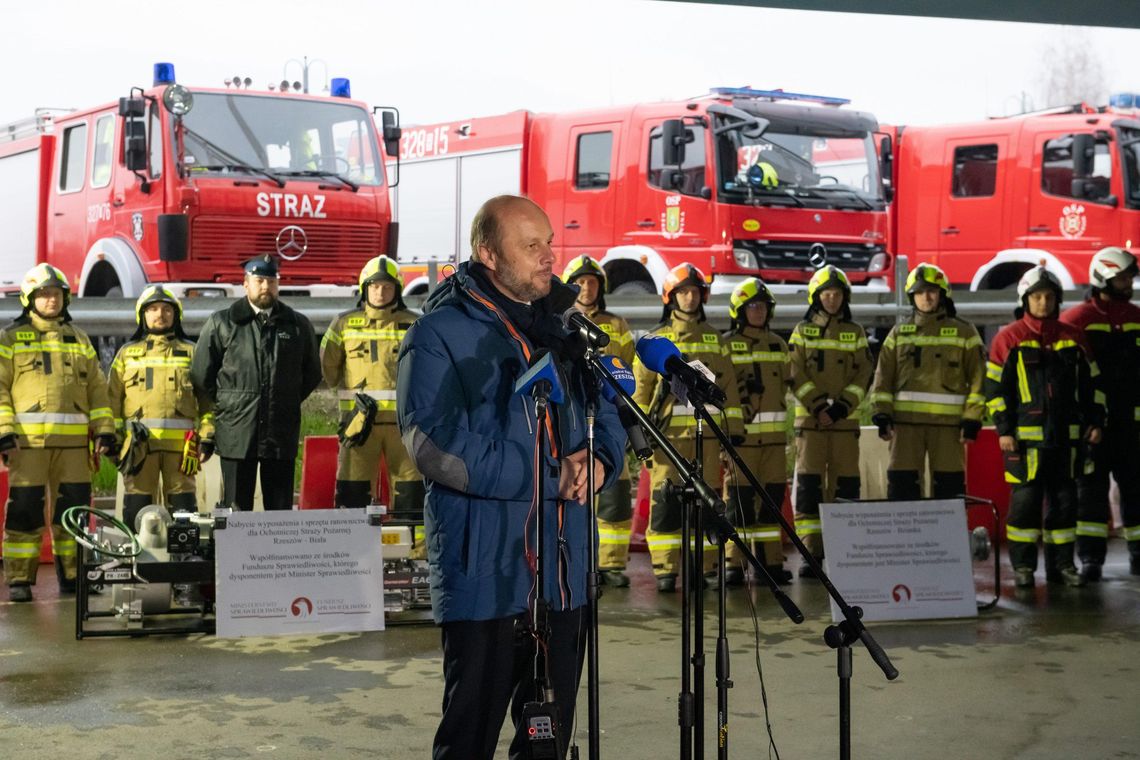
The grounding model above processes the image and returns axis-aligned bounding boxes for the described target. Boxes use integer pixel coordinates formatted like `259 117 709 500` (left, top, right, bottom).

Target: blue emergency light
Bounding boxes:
1110 93 1138 108
711 86 849 107
153 62 177 87
331 78 351 98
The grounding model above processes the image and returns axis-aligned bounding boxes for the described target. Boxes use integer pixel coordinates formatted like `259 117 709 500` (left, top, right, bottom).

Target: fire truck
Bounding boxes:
0 63 400 298
887 95 1140 290
389 87 892 295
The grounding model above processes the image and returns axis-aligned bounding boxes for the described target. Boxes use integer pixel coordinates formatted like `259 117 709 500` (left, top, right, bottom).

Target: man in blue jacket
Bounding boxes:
397 195 626 760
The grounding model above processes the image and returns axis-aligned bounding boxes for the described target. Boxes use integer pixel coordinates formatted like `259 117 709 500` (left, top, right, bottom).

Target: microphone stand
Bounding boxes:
581 343 603 760
689 404 900 760
585 355 805 759
525 378 563 759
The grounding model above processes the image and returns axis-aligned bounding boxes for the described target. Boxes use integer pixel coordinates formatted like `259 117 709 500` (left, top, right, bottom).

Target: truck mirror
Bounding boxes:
661 119 686 166
381 111 402 158
118 97 146 118
661 169 684 191
1071 133 1095 178
879 135 894 202
124 118 148 173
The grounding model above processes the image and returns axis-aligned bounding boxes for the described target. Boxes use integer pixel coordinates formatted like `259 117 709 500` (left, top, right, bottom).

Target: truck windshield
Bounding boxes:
176 92 384 186
1117 125 1140 207
717 127 883 209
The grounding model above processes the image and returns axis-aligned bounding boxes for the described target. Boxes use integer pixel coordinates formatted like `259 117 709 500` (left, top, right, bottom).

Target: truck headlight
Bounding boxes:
162 84 194 117
733 248 756 269
868 252 887 272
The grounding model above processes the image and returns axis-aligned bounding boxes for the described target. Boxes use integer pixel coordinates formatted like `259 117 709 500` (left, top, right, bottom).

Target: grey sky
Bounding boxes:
3 0 1138 129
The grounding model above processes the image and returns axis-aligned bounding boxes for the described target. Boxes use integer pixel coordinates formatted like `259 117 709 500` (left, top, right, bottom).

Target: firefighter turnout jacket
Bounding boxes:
871 308 986 427
985 314 1105 475
108 334 212 451
729 324 791 444
788 311 873 430
0 313 114 447
322 303 419 424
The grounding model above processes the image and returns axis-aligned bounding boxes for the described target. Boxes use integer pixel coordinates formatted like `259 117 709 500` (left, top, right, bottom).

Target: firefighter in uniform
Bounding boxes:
870 265 986 500
1060 247 1140 579
562 255 637 586
986 267 1104 588
322 256 424 543
0 264 116 602
108 286 211 530
723 277 793 585
632 264 744 591
788 265 872 576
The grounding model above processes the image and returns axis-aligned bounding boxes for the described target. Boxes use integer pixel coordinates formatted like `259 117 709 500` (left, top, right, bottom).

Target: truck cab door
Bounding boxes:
937 137 1007 275
1024 130 1113 257
46 117 92 282
112 103 167 279
630 121 712 263
562 123 621 258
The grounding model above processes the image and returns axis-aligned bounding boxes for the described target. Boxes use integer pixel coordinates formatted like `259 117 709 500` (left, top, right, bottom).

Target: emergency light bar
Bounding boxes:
1109 93 1140 108
331 78 351 98
710 86 849 107
154 62 177 87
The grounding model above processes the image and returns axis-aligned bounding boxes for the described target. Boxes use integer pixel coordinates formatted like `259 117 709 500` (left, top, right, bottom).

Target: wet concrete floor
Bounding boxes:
2 545 1138 760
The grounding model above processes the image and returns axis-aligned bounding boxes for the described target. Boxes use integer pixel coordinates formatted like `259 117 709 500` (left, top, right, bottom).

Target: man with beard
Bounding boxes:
561 255 637 586
397 195 625 759
632 264 744 592
191 255 321 511
109 286 213 528
1060 247 1140 579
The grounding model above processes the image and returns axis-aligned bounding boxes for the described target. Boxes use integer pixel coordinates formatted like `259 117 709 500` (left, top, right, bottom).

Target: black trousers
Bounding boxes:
219 457 294 511
433 607 586 760
1076 425 1140 564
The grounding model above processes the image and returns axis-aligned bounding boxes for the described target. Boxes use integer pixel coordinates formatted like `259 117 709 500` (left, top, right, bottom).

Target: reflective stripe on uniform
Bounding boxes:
1006 526 1041 543
1043 528 1076 545
986 361 1003 382
338 388 398 412
842 384 866 403
1 541 40 557
794 518 822 535
1017 426 1043 441
892 334 983 349
788 335 869 351
753 351 788 363
870 391 894 405
1016 353 1032 404
987 397 1007 414
9 341 97 359
598 526 631 545
793 381 817 400
895 390 966 416
1076 521 1109 538
121 357 192 369
1122 525 1140 540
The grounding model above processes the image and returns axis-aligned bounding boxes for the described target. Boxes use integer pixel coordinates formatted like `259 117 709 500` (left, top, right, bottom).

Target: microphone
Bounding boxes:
562 308 611 349
598 355 652 461
513 349 566 405
635 334 726 408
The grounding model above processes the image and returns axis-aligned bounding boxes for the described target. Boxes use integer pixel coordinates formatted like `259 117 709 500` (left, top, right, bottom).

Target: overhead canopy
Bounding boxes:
665 1 1140 30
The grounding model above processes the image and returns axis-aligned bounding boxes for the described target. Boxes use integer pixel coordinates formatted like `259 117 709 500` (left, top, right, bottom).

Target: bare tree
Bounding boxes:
1036 29 1108 109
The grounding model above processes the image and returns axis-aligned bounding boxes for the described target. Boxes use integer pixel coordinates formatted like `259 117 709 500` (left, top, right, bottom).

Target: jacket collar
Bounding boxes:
228 297 293 325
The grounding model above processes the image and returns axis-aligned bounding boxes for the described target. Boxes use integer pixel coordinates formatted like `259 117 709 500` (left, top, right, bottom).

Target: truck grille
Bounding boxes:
745 241 881 272
190 217 384 284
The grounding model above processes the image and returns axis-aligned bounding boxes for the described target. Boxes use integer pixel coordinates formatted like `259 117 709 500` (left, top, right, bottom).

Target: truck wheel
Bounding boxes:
611 280 656 296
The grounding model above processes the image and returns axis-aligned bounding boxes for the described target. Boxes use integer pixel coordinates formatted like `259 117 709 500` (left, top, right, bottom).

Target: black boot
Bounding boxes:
765 565 793 585
9 583 33 602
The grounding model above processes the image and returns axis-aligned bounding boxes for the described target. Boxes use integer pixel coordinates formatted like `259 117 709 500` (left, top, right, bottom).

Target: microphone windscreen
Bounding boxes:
513 350 566 404
598 355 636 402
635 334 681 375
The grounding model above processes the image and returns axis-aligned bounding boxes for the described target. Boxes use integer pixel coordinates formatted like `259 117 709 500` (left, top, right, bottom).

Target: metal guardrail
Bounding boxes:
0 289 1057 336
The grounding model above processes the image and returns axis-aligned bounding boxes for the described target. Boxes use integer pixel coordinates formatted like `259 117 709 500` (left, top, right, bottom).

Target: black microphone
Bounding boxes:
562 308 611 348
635 334 727 408
598 355 652 461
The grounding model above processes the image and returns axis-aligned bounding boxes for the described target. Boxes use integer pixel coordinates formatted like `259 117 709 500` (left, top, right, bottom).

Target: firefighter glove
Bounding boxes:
180 431 201 476
960 419 982 442
872 413 893 438
96 434 119 458
338 393 379 447
200 439 216 462
116 422 148 476
0 433 17 453
826 401 850 421
730 434 746 447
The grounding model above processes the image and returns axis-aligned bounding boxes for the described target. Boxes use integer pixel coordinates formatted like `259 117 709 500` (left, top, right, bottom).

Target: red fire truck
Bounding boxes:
0 63 400 298
390 87 892 295
887 96 1140 290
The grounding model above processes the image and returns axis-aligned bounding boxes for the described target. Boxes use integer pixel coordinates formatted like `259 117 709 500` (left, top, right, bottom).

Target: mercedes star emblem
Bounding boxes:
275 225 308 261
808 243 828 269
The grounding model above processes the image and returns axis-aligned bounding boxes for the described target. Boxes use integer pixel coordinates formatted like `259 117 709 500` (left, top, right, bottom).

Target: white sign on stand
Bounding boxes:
214 509 385 637
820 499 976 622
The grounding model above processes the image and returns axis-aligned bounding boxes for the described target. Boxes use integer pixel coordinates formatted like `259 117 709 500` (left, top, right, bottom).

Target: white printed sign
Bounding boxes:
820 499 976 622
215 509 385 637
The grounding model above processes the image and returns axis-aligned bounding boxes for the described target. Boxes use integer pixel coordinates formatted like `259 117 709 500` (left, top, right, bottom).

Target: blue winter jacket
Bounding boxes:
396 263 626 624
